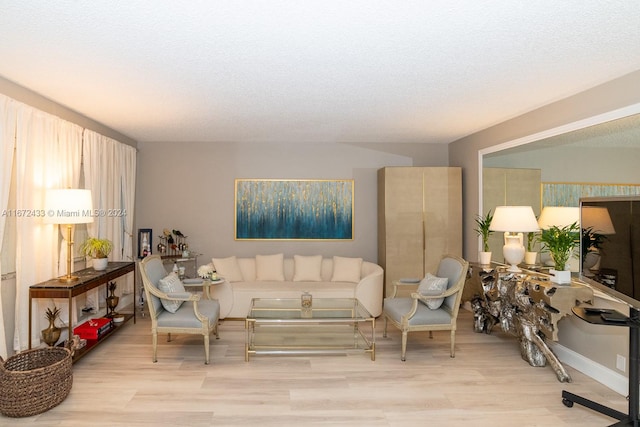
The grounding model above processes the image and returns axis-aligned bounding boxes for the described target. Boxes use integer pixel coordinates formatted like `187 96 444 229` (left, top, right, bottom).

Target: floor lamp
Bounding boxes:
44 189 94 282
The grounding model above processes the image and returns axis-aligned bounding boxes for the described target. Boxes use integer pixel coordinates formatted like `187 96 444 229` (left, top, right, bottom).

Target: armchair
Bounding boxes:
139 255 220 364
383 254 469 361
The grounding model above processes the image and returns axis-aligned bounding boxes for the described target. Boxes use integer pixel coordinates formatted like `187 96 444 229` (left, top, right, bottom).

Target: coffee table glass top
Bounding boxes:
247 297 372 321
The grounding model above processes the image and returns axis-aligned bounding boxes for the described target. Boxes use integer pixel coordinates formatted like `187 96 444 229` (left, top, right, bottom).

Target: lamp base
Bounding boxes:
58 275 79 283
503 233 525 273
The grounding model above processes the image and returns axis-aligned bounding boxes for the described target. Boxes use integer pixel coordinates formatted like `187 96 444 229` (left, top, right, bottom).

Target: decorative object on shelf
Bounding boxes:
474 209 494 265
41 306 62 347
138 228 152 258
489 206 540 272
197 263 217 280
79 237 113 271
44 188 94 282
106 281 119 317
301 291 312 308
0 347 73 417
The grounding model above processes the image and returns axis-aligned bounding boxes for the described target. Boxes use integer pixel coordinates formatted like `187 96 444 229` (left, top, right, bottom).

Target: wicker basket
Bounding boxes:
0 347 73 418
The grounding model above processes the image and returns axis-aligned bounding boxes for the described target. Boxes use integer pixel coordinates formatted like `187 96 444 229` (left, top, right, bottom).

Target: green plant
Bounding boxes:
580 227 607 264
474 210 494 252
539 222 580 271
79 237 113 259
526 231 539 252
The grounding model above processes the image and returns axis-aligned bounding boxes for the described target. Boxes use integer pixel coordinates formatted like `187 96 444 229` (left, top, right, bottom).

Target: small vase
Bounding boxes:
41 319 61 347
524 251 538 266
106 287 119 317
479 251 492 265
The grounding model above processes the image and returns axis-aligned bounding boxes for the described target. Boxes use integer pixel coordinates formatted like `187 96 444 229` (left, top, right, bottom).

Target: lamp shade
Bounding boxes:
537 206 579 230
44 189 94 225
489 206 540 232
581 206 615 235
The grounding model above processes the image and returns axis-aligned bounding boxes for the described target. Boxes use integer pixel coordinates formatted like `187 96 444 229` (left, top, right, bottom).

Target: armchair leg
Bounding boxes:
167 333 172 342
450 330 455 358
152 332 158 363
204 334 210 365
401 331 408 362
383 316 388 338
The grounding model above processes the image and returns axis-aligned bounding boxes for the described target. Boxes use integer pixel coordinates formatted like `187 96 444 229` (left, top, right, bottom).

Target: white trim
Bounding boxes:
549 341 628 396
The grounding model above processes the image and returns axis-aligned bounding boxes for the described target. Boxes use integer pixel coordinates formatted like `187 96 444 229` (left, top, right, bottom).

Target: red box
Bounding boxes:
74 318 113 340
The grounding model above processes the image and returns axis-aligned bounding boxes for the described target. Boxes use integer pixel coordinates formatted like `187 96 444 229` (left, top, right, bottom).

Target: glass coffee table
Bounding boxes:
245 298 375 361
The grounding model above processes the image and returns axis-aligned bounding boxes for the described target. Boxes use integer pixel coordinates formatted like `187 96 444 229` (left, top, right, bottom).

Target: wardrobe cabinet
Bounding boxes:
378 167 462 297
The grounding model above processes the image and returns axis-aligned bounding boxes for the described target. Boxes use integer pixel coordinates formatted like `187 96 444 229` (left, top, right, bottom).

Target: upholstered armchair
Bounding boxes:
383 254 469 361
140 255 220 364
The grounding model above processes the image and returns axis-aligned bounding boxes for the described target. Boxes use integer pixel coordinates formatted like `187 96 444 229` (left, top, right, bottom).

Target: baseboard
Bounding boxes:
549 341 628 396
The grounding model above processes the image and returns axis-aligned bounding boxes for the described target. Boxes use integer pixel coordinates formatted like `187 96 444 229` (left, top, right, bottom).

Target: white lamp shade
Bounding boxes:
537 206 579 230
44 189 94 224
489 206 540 232
581 206 615 235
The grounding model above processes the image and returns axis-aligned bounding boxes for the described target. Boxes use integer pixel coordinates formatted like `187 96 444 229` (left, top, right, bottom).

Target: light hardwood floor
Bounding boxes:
2 309 630 426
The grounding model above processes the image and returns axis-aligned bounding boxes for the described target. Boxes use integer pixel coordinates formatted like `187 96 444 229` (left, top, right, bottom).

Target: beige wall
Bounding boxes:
135 141 448 265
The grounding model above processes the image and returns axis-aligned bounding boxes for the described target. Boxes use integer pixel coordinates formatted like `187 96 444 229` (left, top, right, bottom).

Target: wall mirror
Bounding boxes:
479 104 640 267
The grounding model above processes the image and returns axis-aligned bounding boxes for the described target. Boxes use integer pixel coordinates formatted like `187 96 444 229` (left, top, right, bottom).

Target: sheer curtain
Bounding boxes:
14 105 82 349
0 94 17 359
83 130 136 297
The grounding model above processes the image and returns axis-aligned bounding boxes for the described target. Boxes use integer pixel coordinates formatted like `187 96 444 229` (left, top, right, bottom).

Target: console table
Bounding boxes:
28 262 136 361
471 266 593 382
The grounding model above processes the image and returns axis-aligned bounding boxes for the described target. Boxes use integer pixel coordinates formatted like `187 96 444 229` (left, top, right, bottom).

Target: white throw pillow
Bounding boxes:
418 273 448 309
255 253 285 281
158 272 186 313
331 256 362 283
212 256 244 282
293 255 323 282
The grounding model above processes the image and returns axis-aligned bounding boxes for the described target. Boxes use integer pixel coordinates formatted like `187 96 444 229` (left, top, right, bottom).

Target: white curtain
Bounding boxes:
83 130 136 297
13 104 83 350
0 94 17 359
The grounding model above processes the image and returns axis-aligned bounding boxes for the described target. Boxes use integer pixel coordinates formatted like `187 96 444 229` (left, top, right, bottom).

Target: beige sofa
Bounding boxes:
206 254 384 319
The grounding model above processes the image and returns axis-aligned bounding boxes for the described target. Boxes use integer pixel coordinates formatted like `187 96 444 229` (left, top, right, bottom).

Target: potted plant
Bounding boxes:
474 210 494 265
79 237 113 271
539 222 580 284
581 227 607 272
525 230 539 265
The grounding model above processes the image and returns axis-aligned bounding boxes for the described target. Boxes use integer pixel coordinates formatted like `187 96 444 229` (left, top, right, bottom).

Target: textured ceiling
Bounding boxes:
1 1 640 144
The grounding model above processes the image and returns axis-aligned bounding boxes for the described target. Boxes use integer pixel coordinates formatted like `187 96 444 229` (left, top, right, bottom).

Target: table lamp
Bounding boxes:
489 206 540 272
537 206 580 230
44 189 94 282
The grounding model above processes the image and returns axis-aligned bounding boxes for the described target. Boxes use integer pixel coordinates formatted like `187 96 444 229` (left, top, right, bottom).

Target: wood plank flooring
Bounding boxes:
2 309 630 426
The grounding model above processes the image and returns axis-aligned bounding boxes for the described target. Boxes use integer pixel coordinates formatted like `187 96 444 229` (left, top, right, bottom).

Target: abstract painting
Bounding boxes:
235 179 354 240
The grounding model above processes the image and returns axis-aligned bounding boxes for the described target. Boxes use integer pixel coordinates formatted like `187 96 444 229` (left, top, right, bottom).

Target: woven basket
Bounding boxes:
0 347 73 418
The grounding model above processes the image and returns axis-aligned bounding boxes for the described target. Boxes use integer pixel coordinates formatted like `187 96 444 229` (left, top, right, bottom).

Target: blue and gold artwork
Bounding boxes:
235 179 354 240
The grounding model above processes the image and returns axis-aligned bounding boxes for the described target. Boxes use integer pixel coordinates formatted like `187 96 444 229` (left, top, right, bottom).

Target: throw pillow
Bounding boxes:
293 255 323 282
255 253 285 281
331 256 362 283
418 273 448 309
158 272 186 313
212 256 244 282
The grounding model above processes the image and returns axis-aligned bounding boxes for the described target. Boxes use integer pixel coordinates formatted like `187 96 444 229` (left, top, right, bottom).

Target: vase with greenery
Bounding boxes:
41 306 61 347
474 210 494 264
540 222 580 283
525 230 539 265
79 237 113 271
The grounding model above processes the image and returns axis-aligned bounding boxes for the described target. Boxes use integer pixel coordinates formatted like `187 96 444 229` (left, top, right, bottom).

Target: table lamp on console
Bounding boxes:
44 188 94 282
489 205 540 272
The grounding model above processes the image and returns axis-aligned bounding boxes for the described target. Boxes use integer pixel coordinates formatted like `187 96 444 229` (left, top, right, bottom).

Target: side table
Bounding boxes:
182 277 226 300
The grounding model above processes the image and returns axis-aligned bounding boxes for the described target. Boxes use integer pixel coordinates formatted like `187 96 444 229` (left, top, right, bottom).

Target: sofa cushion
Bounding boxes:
418 273 448 309
293 255 323 282
212 256 244 282
158 272 186 313
256 253 285 281
331 256 362 283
